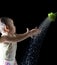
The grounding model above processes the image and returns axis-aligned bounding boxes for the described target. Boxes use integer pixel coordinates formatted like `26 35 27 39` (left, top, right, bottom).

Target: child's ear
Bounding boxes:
4 26 9 32
6 26 9 29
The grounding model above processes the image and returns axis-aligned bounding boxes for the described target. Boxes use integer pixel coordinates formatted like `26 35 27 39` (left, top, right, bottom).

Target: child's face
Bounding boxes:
0 21 9 36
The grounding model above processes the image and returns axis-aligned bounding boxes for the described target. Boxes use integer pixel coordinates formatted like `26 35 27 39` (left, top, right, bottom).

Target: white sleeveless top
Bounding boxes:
0 40 17 61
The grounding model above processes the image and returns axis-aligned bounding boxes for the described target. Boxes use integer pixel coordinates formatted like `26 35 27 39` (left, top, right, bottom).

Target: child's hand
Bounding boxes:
26 27 41 38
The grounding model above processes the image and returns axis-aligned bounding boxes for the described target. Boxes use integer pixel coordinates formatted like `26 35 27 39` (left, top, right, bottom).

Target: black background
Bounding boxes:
0 0 57 65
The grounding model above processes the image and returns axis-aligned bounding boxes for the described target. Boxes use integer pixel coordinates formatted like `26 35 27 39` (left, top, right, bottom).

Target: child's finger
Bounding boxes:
26 28 29 33
35 27 37 29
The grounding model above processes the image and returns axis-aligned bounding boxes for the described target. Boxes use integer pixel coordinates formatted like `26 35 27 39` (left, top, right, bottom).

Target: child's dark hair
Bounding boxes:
1 17 16 33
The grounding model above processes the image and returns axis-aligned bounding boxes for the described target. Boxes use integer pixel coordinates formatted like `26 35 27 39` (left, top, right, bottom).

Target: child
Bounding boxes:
0 17 41 65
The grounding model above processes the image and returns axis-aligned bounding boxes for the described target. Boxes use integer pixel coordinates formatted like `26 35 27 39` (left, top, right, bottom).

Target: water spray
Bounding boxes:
20 12 56 65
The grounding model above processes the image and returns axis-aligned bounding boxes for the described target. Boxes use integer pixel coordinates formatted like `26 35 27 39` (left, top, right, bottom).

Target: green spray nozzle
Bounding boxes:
48 12 57 21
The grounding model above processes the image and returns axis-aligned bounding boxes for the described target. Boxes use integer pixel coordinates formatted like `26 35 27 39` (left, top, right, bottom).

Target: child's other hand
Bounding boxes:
26 27 41 38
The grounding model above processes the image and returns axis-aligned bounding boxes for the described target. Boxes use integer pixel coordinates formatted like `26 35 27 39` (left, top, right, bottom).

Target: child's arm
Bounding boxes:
0 27 41 43
5 32 30 43
0 32 29 43
0 36 7 43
